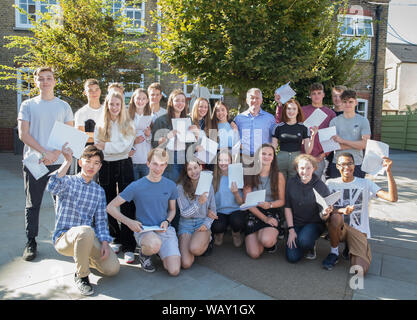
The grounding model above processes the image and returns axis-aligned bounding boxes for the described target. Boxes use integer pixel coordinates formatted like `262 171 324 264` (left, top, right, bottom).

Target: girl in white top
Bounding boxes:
128 88 153 180
94 91 136 264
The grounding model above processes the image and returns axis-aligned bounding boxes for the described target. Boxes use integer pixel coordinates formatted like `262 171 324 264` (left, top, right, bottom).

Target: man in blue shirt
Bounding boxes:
233 88 276 166
47 144 120 296
106 148 181 276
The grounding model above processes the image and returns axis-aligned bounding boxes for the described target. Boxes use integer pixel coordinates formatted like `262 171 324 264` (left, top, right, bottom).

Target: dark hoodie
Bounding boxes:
285 173 331 227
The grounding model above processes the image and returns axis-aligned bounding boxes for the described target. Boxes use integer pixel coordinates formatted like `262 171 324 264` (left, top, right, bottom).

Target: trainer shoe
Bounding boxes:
232 231 243 247
214 233 224 246
342 244 350 260
124 251 135 264
305 242 317 260
322 253 339 271
22 238 37 261
74 273 94 296
265 243 277 254
137 247 156 272
109 242 121 254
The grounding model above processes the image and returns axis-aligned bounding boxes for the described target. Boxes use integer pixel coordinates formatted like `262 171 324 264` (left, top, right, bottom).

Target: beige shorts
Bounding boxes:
340 223 372 266
134 226 180 260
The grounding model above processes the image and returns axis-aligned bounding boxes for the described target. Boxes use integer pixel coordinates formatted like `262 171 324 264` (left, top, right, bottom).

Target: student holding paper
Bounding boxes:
211 150 245 247
191 97 212 137
18 66 74 261
151 89 190 183
211 100 240 151
284 154 333 263
272 99 317 180
323 153 397 274
47 144 120 296
301 83 336 179
243 144 285 259
177 161 217 269
128 88 153 180
106 148 181 276
94 91 137 264
328 90 371 179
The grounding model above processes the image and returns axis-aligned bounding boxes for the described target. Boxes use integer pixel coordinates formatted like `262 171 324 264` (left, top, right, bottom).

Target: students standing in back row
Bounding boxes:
18 66 74 261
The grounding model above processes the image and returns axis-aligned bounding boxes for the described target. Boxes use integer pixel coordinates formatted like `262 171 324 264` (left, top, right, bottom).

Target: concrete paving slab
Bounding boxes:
367 252 382 276
210 285 273 300
380 255 417 285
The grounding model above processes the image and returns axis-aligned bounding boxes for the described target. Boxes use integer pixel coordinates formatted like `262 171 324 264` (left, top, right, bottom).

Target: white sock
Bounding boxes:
330 246 339 256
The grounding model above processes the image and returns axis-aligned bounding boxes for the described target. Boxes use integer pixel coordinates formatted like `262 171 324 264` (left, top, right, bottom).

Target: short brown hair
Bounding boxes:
332 85 347 94
148 82 162 93
341 89 357 101
81 145 104 162
281 99 305 123
293 154 318 170
84 78 100 88
34 67 54 77
310 82 324 93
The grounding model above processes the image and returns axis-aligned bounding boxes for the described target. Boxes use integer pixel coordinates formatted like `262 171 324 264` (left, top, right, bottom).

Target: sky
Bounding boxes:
387 0 417 45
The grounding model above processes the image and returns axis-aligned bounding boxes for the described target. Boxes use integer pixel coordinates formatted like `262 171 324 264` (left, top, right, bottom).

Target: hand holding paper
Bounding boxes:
47 121 89 159
228 163 244 189
240 190 266 210
318 126 341 153
274 82 296 104
23 153 49 180
361 139 389 176
195 171 213 195
303 108 328 129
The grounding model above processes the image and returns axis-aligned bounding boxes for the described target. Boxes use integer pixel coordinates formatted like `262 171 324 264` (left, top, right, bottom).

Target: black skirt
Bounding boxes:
244 207 280 236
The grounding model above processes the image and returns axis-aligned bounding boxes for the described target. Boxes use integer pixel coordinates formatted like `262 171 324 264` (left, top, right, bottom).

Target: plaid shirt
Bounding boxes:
47 172 113 244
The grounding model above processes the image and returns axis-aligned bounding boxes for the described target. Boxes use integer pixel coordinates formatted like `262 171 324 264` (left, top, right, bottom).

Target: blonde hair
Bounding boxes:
128 88 152 120
191 97 211 135
147 148 169 163
96 91 135 142
293 154 318 171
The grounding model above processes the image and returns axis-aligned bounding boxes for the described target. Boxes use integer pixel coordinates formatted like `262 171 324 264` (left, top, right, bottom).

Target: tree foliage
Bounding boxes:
153 0 363 108
0 0 146 108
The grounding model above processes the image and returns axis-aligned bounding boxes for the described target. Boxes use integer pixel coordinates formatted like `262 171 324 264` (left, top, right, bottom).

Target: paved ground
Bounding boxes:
0 150 416 300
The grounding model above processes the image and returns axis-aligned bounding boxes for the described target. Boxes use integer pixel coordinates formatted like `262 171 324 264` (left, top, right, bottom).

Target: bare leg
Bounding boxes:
245 232 264 259
162 255 181 276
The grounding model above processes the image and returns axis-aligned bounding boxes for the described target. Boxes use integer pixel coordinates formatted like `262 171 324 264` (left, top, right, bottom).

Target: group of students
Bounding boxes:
18 66 398 296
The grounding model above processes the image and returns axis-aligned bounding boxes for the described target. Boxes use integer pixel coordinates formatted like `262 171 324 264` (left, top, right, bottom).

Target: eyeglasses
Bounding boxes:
337 162 354 168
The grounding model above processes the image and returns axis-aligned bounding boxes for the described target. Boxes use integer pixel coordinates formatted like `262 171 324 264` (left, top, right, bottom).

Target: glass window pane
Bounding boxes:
20 14 28 24
340 17 354 36
28 4 36 14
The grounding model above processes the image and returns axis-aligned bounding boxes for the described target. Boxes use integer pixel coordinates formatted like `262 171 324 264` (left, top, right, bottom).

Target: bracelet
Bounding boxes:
288 226 295 230
41 151 47 160
164 219 171 225
269 202 273 209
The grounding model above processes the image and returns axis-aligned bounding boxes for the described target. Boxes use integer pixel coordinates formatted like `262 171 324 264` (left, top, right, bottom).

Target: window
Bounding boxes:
16 69 33 113
109 0 145 32
115 69 144 105
339 14 373 61
356 99 368 118
15 0 57 29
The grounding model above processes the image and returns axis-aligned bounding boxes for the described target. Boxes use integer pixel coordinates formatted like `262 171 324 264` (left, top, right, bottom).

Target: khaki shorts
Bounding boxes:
340 223 372 266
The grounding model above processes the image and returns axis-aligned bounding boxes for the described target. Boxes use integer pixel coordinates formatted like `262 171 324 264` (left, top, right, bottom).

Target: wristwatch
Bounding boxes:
164 219 171 226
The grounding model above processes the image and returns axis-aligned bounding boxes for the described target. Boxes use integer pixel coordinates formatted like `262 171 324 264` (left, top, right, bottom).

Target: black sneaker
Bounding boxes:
265 243 277 254
137 247 156 272
322 253 339 271
342 244 350 260
22 238 37 261
74 273 94 296
202 238 214 257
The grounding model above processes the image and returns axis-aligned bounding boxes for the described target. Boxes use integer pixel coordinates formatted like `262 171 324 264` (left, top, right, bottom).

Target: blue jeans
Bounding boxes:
286 223 325 263
133 163 149 181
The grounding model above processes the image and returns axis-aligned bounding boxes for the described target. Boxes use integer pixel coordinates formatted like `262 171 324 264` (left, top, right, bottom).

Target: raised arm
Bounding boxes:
376 157 398 202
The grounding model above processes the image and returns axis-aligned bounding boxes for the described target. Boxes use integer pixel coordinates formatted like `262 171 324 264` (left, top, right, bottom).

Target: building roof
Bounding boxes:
387 43 417 63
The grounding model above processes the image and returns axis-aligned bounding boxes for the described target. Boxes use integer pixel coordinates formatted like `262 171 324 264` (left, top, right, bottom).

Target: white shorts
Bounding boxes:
134 226 180 260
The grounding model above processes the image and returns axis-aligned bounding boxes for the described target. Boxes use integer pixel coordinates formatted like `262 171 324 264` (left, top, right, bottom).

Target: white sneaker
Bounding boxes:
109 243 121 254
124 251 135 264
305 242 317 260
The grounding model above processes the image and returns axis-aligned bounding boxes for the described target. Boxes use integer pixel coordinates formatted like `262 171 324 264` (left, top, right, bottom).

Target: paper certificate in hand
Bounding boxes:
240 190 266 210
361 139 389 176
47 121 89 159
195 136 219 164
172 118 196 143
228 163 244 189
195 171 213 195
318 126 341 153
274 82 296 104
303 108 328 129
140 225 164 233
313 189 341 218
136 115 153 131
23 153 49 180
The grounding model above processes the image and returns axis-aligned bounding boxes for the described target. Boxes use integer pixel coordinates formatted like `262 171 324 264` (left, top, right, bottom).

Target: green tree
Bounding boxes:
0 0 146 108
153 0 362 109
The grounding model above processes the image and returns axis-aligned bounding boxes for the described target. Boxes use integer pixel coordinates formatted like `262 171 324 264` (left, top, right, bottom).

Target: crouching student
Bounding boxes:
177 160 217 269
106 148 181 276
47 144 120 296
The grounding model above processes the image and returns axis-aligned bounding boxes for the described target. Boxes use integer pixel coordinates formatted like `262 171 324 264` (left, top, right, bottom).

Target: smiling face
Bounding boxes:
198 99 209 119
147 155 168 178
78 155 102 181
336 155 355 182
332 89 343 109
108 96 122 119
134 91 149 112
218 152 231 172
246 89 263 113
297 159 315 184
186 161 202 182
215 104 228 123
285 102 299 120
260 146 274 167
341 97 357 115
34 70 56 93
84 84 101 102
148 88 162 105
172 93 186 115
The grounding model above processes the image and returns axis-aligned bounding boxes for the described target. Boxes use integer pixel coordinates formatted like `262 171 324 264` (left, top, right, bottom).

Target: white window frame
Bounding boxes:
356 98 368 118
109 0 146 33
14 0 57 29
16 68 33 113
116 69 144 106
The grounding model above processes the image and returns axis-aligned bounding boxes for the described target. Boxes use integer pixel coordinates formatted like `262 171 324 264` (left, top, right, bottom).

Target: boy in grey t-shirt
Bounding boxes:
17 66 74 261
328 89 371 178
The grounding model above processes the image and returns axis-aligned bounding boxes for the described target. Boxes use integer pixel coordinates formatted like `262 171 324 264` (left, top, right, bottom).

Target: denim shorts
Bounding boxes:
178 217 206 236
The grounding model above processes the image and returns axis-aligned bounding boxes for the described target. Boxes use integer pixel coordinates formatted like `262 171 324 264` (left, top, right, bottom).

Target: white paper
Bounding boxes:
195 171 213 195
140 225 164 233
228 163 244 189
232 140 241 156
172 118 196 143
136 115 153 131
361 139 389 176
23 153 49 180
313 189 341 218
47 121 89 159
274 82 296 104
318 126 341 153
240 190 266 210
195 136 219 164
303 108 328 129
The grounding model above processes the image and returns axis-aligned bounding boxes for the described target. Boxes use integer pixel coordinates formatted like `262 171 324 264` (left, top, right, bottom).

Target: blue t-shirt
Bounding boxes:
215 176 242 214
120 176 178 226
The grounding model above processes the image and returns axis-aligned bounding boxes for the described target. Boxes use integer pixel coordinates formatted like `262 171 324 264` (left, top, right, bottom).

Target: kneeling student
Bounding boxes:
47 144 120 296
106 148 181 276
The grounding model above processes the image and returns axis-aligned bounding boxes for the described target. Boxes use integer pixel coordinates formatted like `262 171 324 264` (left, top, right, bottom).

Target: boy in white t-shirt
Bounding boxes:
322 152 398 274
74 79 103 145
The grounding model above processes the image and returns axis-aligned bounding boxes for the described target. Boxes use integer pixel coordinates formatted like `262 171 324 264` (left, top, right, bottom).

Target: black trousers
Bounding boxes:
211 211 247 234
23 164 60 240
99 157 136 252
